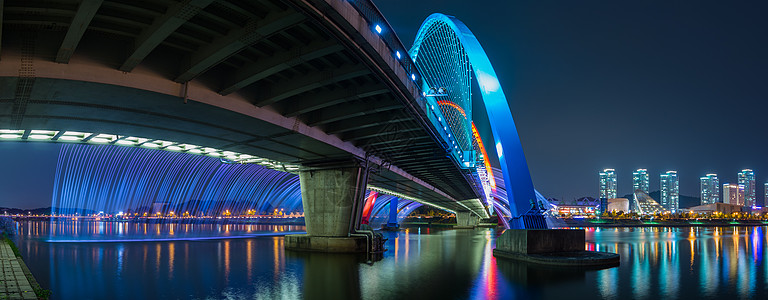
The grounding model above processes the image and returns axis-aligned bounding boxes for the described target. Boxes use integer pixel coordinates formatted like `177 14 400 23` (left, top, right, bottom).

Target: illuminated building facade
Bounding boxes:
700 174 719 205
599 169 617 200
633 189 667 215
738 169 755 207
633 169 650 193
660 171 679 213
723 183 745 206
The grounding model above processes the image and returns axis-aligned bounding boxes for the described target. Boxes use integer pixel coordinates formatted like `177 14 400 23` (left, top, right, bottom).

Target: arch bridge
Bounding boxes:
0 0 541 252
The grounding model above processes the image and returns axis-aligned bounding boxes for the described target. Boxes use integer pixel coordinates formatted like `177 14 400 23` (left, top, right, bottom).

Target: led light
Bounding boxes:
0 134 21 139
63 131 88 136
411 74 416 80
375 25 382 34
166 146 182 151
0 130 22 134
396 51 401 59
239 154 252 159
208 152 221 157
59 136 80 141
116 140 134 145
188 149 202 154
143 143 160 148
90 138 110 143
29 135 50 140
31 130 56 135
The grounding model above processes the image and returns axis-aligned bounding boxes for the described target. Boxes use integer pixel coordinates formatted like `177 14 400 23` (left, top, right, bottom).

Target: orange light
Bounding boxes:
437 100 466 118
472 122 496 191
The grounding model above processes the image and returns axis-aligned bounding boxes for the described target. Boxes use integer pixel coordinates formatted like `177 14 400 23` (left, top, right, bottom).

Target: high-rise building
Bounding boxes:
700 174 719 205
660 171 679 213
599 169 617 200
633 169 649 193
723 183 745 206
738 169 755 207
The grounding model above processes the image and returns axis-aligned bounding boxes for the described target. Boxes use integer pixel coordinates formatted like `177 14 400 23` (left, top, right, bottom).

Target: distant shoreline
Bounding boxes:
560 219 768 228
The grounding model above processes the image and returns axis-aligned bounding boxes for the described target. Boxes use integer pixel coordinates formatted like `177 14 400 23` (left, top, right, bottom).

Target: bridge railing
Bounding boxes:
346 0 425 90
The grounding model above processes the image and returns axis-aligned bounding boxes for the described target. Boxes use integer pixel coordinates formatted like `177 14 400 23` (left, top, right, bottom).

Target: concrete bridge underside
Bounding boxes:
0 0 488 250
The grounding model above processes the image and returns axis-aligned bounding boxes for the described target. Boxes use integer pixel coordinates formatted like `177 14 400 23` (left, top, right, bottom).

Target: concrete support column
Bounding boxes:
455 211 479 229
386 197 399 227
301 166 364 236
286 160 370 252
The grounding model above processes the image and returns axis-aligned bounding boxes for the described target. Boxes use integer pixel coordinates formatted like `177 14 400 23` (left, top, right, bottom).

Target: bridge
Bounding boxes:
0 0 540 252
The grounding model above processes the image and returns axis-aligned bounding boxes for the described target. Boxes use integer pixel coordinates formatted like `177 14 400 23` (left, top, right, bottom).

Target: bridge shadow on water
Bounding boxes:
494 258 617 287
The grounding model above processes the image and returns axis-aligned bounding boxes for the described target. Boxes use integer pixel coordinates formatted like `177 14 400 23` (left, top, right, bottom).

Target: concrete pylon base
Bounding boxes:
285 234 368 253
493 229 619 266
455 211 479 229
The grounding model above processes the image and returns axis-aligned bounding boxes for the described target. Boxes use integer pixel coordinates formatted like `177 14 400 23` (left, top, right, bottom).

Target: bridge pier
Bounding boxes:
455 211 479 229
381 197 400 230
285 161 372 253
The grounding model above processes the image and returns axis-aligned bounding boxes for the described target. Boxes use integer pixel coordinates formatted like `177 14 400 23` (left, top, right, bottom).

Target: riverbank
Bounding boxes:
1 236 48 299
561 218 768 228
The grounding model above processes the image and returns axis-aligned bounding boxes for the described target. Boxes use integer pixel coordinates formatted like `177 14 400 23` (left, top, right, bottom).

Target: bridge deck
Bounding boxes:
0 0 486 216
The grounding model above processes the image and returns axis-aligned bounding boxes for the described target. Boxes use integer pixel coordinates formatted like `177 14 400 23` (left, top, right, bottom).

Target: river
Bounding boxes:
12 220 768 299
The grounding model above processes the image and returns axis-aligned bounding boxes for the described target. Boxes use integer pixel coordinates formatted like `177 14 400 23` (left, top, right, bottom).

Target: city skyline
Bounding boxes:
591 167 766 204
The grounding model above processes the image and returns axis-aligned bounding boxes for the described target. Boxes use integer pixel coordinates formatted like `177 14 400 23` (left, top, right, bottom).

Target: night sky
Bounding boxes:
375 0 768 203
1 0 767 208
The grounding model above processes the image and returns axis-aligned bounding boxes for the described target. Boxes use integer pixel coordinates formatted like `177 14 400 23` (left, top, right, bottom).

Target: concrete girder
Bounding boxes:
55 0 104 63
305 100 402 127
219 40 344 95
174 10 305 83
252 64 370 107
323 113 411 135
364 138 432 152
119 0 215 72
279 83 389 118
341 126 421 143
362 136 431 149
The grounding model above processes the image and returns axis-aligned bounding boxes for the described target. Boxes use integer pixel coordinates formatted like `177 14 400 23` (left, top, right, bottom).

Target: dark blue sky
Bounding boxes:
375 0 768 203
1 0 767 208
0 142 58 209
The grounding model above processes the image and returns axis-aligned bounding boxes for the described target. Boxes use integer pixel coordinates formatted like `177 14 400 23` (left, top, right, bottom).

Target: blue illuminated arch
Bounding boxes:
410 13 536 221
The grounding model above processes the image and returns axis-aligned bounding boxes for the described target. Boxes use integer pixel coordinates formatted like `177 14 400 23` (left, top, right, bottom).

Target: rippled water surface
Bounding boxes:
13 221 768 299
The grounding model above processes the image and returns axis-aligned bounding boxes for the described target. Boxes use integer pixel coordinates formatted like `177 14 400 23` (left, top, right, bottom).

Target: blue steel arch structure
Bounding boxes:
409 13 541 228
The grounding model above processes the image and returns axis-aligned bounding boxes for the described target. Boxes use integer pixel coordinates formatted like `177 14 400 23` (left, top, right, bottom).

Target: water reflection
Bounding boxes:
12 221 768 299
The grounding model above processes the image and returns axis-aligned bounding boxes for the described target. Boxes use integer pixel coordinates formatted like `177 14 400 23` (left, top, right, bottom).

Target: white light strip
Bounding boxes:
368 185 456 213
0 128 299 174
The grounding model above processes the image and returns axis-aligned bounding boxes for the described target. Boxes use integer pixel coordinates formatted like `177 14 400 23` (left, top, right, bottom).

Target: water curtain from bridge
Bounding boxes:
410 14 542 228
